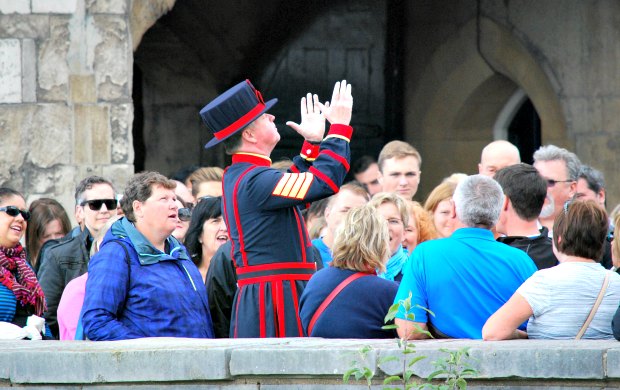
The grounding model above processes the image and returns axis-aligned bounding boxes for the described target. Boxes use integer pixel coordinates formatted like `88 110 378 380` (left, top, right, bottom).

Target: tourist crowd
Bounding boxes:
2 79 620 342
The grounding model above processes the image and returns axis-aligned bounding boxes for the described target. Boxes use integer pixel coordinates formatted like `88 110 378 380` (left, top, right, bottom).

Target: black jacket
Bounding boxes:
37 228 92 338
497 227 559 270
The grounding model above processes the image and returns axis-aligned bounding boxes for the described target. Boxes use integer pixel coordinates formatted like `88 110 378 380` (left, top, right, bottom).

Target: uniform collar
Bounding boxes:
232 152 271 166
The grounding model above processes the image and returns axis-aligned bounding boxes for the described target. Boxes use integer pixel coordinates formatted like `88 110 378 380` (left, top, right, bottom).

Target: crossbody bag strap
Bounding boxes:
575 271 611 340
307 272 368 336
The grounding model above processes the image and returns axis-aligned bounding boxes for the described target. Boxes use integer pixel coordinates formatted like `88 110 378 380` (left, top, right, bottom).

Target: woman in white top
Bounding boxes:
483 200 620 340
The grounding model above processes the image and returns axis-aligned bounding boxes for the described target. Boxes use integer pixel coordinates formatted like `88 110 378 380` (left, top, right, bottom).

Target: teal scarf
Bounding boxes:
378 245 408 281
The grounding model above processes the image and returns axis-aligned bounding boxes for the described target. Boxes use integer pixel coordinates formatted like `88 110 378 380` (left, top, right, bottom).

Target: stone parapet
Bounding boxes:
1 338 620 388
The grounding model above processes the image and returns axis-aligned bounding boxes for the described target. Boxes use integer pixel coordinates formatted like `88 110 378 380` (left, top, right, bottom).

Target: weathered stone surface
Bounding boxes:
86 0 127 14
102 163 134 193
29 104 73 168
92 16 129 100
0 0 30 14
0 105 32 185
74 105 110 164
21 38 36 102
70 74 97 103
0 39 22 103
130 0 175 51
32 0 77 14
0 15 49 38
110 103 133 164
38 16 70 101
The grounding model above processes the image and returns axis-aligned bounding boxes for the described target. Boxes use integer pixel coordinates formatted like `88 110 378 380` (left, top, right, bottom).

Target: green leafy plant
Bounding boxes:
342 292 478 389
343 345 375 389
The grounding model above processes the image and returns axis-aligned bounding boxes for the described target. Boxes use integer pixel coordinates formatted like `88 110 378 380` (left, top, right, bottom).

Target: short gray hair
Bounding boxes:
532 145 581 181
578 165 605 193
453 175 504 228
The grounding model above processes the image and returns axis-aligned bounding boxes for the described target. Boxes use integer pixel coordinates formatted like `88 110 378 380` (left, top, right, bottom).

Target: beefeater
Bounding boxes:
199 79 354 337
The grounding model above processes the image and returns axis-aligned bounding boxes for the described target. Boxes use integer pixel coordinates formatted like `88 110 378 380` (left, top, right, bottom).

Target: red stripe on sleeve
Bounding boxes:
309 166 339 193
320 149 350 172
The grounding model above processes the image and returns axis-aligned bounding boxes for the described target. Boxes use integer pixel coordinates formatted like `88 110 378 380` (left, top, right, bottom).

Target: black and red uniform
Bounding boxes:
223 124 352 337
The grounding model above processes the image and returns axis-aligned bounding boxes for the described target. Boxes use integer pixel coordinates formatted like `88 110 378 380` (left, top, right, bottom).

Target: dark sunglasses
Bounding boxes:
80 198 118 211
0 206 31 221
546 179 572 187
178 207 192 222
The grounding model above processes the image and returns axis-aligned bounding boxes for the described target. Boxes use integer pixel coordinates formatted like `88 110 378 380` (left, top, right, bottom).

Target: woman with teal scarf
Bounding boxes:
370 193 409 282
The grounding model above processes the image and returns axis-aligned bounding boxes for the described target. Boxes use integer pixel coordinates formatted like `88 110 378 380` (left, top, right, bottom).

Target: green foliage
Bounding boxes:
342 292 479 389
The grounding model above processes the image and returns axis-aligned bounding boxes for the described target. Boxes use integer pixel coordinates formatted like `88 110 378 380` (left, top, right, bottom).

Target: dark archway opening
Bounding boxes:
507 98 541 164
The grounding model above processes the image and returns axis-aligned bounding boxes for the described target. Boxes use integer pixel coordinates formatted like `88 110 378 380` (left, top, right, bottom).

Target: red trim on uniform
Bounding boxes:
237 273 313 286
327 124 353 140
290 282 304 336
214 103 266 140
293 209 308 263
300 141 320 159
236 262 317 274
290 165 300 173
259 282 266 338
309 166 339 193
307 272 368 336
321 149 350 172
232 153 271 166
233 166 257 266
233 285 244 338
297 207 311 248
275 280 286 337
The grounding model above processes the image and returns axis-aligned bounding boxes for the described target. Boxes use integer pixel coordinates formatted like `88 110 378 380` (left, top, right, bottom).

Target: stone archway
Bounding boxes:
405 17 568 197
129 0 176 51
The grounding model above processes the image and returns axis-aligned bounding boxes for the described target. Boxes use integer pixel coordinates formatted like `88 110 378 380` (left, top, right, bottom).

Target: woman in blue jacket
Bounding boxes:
82 172 214 340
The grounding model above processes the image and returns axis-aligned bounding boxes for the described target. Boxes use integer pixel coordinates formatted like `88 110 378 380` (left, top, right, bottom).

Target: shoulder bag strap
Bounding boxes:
576 271 611 340
307 272 368 336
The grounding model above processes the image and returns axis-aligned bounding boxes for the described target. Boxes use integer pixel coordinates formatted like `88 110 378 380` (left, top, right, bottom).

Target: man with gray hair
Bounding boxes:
532 144 581 234
393 175 537 339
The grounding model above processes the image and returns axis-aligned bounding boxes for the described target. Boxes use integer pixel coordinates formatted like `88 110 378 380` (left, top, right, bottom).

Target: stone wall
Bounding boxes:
2 338 620 388
0 0 174 223
404 1 620 207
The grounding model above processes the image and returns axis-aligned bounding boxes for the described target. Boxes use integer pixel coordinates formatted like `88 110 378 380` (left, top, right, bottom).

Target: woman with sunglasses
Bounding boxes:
0 188 49 338
81 172 214 340
184 196 228 282
172 198 192 243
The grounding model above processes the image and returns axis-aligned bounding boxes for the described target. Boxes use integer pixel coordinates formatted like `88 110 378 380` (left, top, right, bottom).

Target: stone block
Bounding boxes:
28 104 73 168
91 15 129 100
606 347 620 378
602 97 620 133
21 38 36 102
110 104 134 164
38 16 70 101
32 0 77 14
74 105 110 164
86 0 127 14
0 105 33 184
102 164 134 192
0 0 30 14
0 15 49 38
0 39 22 103
70 74 97 103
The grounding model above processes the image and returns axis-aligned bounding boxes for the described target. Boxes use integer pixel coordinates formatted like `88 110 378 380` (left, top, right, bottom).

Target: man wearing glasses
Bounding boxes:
38 176 117 338
532 145 581 236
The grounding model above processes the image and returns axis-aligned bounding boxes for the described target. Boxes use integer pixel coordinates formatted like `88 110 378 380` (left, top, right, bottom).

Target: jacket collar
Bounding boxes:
232 152 271 166
109 217 189 265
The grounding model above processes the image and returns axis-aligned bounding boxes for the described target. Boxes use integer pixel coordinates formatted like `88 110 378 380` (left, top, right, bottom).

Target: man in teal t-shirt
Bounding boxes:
393 174 537 339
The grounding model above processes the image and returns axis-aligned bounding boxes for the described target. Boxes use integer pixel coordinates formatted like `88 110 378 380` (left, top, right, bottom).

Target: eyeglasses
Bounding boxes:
80 199 118 211
0 206 31 221
546 179 572 187
178 207 192 222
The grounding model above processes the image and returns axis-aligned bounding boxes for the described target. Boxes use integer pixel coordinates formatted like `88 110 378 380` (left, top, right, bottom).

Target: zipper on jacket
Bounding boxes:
182 264 197 291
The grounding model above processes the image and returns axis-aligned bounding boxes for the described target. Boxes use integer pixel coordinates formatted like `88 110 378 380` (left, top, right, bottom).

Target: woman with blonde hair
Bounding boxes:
424 180 458 238
403 200 439 256
370 192 409 282
299 204 398 338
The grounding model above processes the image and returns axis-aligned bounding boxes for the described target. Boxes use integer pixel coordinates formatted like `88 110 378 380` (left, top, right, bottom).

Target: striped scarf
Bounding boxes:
0 244 46 316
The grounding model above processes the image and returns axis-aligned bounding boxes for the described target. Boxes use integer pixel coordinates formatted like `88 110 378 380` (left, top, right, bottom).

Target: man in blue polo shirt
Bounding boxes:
394 174 537 339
